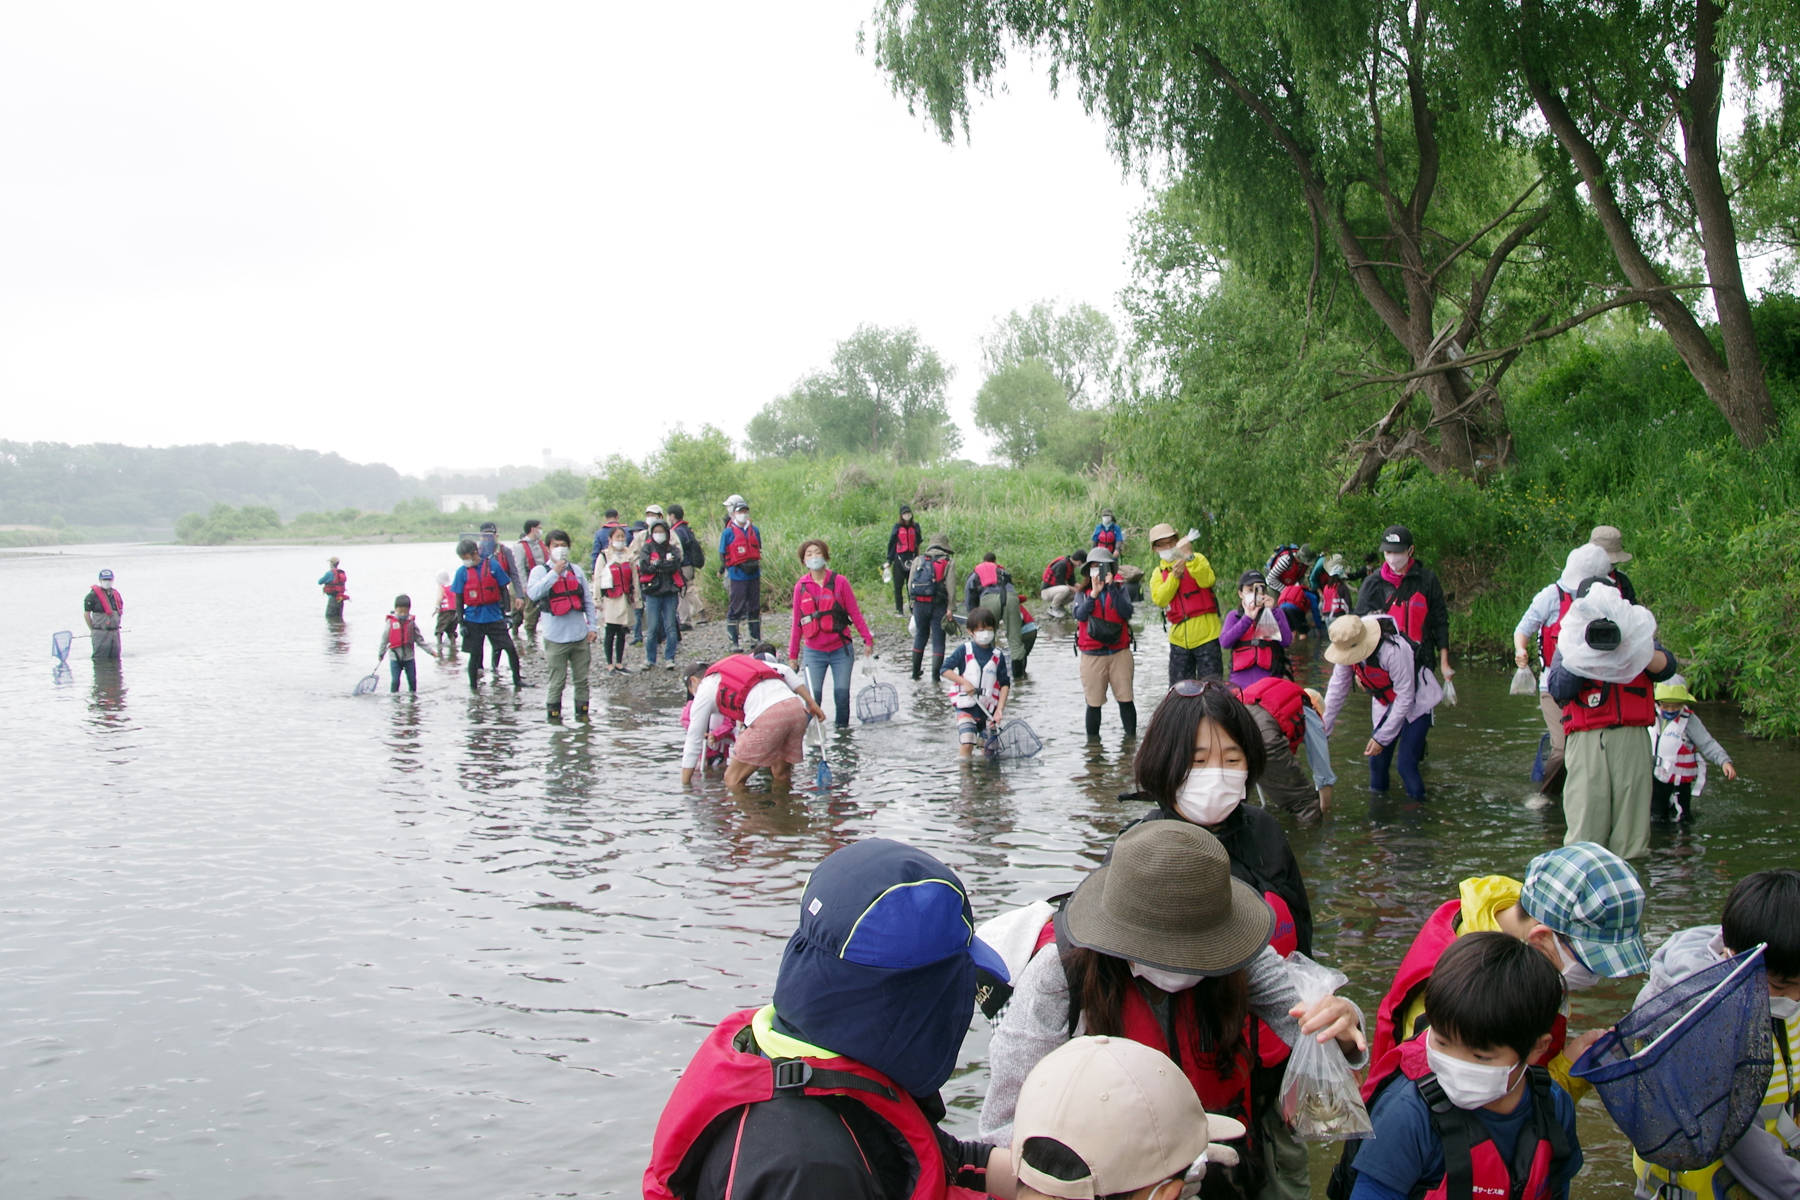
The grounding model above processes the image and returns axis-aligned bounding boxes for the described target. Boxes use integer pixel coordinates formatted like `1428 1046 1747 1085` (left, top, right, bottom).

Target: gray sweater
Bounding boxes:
977 943 1368 1144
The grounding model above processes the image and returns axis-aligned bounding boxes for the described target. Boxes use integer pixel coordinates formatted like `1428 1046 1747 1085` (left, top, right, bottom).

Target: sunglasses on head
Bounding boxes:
1170 679 1227 698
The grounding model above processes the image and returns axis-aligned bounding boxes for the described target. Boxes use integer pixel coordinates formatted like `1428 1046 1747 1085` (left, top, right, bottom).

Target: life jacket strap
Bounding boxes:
770 1058 896 1100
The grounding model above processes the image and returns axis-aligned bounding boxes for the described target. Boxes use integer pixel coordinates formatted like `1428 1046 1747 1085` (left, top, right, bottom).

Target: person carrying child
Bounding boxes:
595 525 640 674
1651 674 1738 823
1335 932 1583 1200
940 608 1011 760
1008 1035 1246 1200
1321 612 1444 802
1221 570 1293 686
1073 547 1137 738
1629 869 1800 1199
376 594 437 693
909 533 956 681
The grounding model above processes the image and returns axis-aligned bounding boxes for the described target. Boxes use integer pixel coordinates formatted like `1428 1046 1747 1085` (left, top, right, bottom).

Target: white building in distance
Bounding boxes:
440 494 497 514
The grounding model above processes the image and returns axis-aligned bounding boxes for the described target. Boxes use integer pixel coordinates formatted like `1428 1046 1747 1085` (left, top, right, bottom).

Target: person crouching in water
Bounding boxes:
433 570 459 657
680 649 828 790
941 608 1011 760
1073 547 1137 738
1321 612 1443 802
595 525 640 674
644 838 1012 1199
682 663 737 771
377 594 437 693
1651 674 1737 822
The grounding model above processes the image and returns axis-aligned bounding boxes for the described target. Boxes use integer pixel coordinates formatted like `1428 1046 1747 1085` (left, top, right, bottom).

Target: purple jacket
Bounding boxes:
1220 605 1293 687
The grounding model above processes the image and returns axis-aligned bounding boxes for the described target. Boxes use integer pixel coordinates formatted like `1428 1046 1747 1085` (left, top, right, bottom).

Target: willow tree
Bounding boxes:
873 0 1627 490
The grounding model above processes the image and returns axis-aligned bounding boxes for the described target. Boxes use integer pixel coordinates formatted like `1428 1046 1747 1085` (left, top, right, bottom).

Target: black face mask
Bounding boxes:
1585 619 1622 652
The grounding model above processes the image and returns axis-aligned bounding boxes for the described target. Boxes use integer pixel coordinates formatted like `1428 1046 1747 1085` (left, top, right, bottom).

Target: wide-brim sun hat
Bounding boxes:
1325 614 1383 665
1086 546 1117 565
1147 522 1179 543
1060 821 1273 977
1655 675 1698 705
1591 524 1633 564
928 533 953 554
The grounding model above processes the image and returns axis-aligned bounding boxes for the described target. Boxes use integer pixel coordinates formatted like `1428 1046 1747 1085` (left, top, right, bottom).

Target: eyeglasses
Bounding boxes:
1170 679 1228 697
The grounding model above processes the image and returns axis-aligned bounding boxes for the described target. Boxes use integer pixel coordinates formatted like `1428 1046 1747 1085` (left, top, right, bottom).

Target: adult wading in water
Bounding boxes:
454 537 524 691
718 495 763 652
84 569 124 660
1355 524 1453 713
318 556 348 619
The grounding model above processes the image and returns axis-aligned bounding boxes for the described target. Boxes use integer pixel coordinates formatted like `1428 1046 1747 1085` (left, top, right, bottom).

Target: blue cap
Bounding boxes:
795 839 1008 981
97 569 114 581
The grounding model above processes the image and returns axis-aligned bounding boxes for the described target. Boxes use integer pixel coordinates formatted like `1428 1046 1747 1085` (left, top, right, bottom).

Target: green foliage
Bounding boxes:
746 325 959 463
1691 512 1800 737
649 426 746 511
973 358 1071 467
175 503 283 545
981 300 1120 406
497 470 590 514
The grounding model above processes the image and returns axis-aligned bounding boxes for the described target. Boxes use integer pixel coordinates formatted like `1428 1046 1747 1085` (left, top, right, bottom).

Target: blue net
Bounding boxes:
51 631 73 665
855 674 900 723
1572 945 1773 1171
984 719 1043 760
352 670 380 695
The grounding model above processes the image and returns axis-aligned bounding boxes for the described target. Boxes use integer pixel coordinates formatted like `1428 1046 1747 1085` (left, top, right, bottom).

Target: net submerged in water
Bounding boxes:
51 631 73 666
1572 945 1773 1172
984 719 1043 760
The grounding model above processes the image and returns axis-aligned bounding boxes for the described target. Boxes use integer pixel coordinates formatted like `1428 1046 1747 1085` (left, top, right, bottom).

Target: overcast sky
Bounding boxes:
0 3 1146 476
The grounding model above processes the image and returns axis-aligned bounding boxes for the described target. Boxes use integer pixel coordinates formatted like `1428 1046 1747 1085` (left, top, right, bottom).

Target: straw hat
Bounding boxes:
1061 821 1273 977
1324 614 1383 665
1147 522 1179 544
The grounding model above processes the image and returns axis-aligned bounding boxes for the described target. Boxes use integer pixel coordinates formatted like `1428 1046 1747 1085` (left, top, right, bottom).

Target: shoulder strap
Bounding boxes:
769 1058 896 1101
1525 1066 1572 1181
1418 1076 1477 1200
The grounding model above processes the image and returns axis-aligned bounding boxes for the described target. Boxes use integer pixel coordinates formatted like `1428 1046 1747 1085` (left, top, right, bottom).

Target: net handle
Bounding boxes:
1615 944 1766 1066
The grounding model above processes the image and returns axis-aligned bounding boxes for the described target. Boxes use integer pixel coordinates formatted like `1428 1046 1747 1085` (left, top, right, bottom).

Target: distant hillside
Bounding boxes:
0 441 551 529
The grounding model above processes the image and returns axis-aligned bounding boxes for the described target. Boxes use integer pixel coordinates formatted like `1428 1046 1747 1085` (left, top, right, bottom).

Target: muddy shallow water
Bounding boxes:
3 541 1795 1198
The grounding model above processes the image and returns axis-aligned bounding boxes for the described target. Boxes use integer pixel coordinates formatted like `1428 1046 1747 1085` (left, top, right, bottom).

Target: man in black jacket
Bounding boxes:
1355 524 1453 683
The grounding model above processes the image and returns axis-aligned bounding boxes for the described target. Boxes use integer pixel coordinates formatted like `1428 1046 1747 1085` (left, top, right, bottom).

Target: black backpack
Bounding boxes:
910 555 945 602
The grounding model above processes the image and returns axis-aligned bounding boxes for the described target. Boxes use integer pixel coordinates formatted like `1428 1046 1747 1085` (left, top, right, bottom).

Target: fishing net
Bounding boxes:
855 665 900 723
353 669 380 696
1572 945 1773 1171
51 631 73 666
984 719 1043 760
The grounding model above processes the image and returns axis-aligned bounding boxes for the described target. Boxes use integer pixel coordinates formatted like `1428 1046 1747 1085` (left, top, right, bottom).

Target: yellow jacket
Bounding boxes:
1150 554 1222 649
1397 874 1588 1100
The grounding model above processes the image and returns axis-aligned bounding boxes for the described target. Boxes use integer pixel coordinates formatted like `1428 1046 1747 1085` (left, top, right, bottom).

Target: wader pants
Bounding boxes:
1537 691 1568 795
544 637 591 713
1563 725 1653 859
979 587 1026 671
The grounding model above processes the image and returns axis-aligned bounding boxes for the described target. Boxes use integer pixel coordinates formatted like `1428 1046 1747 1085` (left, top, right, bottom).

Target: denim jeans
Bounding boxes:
1168 640 1223 684
645 594 681 664
803 641 856 726
389 657 417 693
910 599 948 656
1370 712 1432 799
1303 705 1337 788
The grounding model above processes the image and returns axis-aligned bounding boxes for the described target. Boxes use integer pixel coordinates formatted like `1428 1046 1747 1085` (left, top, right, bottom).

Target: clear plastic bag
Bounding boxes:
1441 678 1458 707
1510 666 1538 696
1279 952 1375 1141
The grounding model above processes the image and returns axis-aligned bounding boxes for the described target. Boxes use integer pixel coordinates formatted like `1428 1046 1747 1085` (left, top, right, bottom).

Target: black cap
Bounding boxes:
479 521 498 534
1381 525 1412 550
900 503 913 514
1237 568 1266 589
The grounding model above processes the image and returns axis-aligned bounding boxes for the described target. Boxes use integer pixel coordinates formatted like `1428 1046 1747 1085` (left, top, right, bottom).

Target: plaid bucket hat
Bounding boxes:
1520 842 1649 978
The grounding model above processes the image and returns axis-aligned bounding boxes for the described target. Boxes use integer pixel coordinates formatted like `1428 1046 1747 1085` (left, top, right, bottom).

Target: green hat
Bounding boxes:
1655 675 1697 705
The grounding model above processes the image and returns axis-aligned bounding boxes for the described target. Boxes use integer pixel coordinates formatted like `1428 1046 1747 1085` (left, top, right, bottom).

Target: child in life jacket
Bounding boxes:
1338 932 1582 1200
1651 675 1737 822
940 608 1011 759
433 570 459 654
376 595 437 693
595 526 640 674
1630 869 1800 1199
682 663 737 770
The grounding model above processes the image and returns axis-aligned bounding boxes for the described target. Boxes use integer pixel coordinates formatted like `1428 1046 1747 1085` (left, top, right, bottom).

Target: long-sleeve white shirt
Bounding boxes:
525 563 598 642
1513 581 1567 693
681 663 808 770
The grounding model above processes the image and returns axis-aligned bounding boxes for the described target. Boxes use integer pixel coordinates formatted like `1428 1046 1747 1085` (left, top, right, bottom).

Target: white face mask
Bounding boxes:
653 531 668 544
805 555 827 571
1771 997 1800 1021
1558 938 1602 991
1089 565 1105 578
1174 767 1248 826
1384 550 1411 571
551 546 568 562
1158 548 1177 562
1426 1040 1525 1110
733 512 749 527
1130 961 1202 992
974 629 995 647
611 540 626 553
1240 590 1259 607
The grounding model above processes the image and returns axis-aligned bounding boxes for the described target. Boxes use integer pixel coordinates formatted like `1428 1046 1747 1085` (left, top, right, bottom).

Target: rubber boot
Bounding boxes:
911 651 924 680
727 622 740 650
930 654 944 686
1086 705 1104 738
748 620 762 643
574 702 590 723
1318 784 1334 815
546 705 562 723
1119 701 1138 737
468 660 482 690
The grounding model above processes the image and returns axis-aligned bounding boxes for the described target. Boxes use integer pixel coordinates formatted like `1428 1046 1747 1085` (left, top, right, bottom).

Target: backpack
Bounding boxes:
910 555 946 602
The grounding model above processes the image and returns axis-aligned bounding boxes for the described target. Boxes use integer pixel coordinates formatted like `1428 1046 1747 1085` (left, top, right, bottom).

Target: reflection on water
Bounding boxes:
1 541 1795 1198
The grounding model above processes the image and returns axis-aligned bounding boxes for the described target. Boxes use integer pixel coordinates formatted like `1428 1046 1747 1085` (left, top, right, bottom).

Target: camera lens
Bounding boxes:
1585 618 1622 652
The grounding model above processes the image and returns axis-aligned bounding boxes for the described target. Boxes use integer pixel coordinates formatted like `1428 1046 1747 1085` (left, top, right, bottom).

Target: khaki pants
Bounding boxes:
1040 585 1076 613
544 637 591 711
979 588 1026 668
1563 726 1653 859
1079 650 1134 704
677 568 706 625
1538 691 1567 791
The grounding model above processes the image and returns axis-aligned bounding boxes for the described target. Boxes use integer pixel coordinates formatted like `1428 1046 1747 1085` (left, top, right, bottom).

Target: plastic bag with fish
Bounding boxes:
1279 952 1374 1141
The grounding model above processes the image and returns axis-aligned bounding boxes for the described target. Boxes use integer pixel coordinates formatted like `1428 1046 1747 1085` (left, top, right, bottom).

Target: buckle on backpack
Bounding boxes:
772 1059 812 1090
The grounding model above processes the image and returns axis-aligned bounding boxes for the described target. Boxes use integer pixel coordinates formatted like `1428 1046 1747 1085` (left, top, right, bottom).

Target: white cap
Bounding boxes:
1011 1036 1244 1199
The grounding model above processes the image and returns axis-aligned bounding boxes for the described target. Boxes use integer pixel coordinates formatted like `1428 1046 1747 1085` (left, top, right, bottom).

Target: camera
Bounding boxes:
1585 618 1622 652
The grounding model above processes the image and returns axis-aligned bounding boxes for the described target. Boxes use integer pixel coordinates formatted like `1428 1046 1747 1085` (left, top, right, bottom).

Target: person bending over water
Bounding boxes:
680 647 827 790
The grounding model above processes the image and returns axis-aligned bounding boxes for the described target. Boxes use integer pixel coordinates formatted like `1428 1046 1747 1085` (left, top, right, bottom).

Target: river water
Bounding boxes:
4 540 1795 1199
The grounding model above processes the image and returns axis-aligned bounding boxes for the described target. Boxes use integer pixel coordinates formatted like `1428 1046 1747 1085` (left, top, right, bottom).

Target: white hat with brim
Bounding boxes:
1324 614 1383 665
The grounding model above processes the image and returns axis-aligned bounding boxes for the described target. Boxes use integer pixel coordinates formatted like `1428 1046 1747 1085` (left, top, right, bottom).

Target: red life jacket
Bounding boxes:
706 656 785 724
324 569 347 598
1321 581 1351 618
794 573 852 647
894 523 920 556
1241 676 1308 753
1277 583 1309 610
437 584 456 613
1043 556 1073 588
89 585 119 616
1353 657 1398 707
1562 673 1656 733
1076 587 1132 652
723 523 762 568
1119 980 1256 1134
1164 565 1221 625
973 561 1005 590
1364 899 1568 1102
545 567 584 616
1094 524 1120 551
1538 588 1575 668
385 613 415 650
1267 545 1304 588
518 539 545 573
1230 618 1287 676
1370 563 1432 645
461 560 502 607
1394 1038 1566 1200
638 545 679 589
643 1009 988 1200
601 560 634 599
